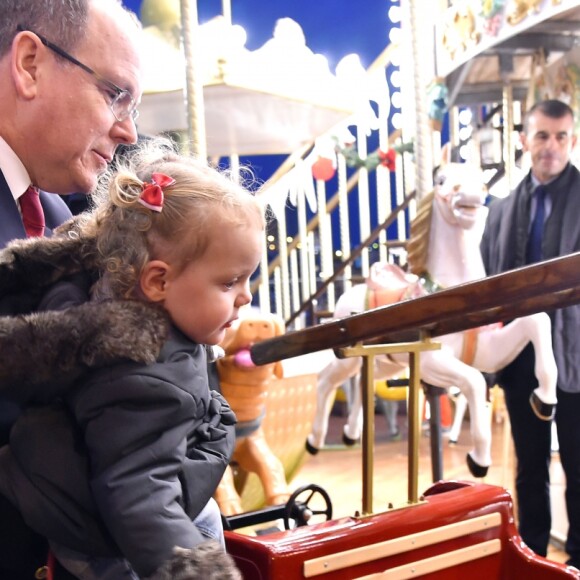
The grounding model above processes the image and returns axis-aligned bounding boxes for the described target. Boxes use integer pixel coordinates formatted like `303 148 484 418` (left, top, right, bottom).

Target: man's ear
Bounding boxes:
519 131 529 153
140 260 171 303
11 31 44 99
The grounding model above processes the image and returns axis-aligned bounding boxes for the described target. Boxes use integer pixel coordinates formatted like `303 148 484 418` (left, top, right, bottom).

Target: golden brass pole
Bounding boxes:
408 344 421 503
339 337 440 513
360 352 375 514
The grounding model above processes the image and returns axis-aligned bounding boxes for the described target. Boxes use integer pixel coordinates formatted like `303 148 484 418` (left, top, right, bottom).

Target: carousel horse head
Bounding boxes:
407 158 488 280
432 161 488 231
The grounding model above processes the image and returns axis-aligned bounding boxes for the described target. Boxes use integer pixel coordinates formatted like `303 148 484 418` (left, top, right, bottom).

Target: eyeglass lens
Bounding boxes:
112 91 139 122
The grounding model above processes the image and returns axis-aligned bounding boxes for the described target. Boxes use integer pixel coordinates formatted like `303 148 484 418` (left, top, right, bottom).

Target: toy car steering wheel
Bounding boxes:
283 483 333 530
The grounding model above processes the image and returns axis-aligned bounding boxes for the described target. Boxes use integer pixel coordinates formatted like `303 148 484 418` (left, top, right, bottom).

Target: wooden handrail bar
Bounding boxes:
250 252 580 365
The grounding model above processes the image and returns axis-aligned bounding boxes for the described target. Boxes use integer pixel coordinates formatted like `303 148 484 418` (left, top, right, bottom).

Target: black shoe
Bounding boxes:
565 558 580 571
388 429 402 441
529 392 555 421
466 453 488 478
342 432 359 447
305 440 319 455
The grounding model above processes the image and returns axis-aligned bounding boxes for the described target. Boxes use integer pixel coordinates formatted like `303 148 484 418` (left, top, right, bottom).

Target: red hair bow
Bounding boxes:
138 173 175 212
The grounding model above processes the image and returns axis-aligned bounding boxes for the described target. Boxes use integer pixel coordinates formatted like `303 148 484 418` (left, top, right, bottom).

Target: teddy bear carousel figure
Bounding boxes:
214 312 318 517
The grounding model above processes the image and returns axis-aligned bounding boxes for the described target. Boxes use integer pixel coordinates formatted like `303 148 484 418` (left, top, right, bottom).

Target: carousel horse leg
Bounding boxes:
422 350 491 478
512 313 557 417
308 356 362 453
214 465 244 516
474 313 557 421
447 391 468 445
235 428 290 506
528 313 558 420
343 375 363 446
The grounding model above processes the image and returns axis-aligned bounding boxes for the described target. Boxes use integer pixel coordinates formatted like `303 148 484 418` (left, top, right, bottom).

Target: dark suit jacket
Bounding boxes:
0 168 73 444
0 169 72 247
480 163 580 392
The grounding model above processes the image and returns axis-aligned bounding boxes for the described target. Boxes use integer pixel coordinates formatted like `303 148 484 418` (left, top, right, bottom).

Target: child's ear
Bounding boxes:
140 260 170 302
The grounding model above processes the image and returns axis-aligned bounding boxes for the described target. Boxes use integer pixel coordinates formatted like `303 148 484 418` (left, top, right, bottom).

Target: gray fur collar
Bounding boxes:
0 216 170 398
0 216 93 297
149 542 241 579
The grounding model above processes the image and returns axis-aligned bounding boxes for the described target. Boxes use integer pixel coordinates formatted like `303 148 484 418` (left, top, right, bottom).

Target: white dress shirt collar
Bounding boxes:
0 136 32 202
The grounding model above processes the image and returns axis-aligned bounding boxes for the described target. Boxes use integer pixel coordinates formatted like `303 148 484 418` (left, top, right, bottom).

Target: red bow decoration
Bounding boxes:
138 173 175 212
378 149 396 172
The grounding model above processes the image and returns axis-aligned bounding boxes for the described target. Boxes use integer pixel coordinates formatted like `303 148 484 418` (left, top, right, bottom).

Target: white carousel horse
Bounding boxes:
307 161 558 477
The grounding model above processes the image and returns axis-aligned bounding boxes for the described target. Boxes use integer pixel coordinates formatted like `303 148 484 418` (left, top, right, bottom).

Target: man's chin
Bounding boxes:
74 174 100 196
537 163 564 182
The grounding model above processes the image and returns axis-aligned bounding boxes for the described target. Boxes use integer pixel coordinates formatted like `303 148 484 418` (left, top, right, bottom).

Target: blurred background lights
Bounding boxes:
389 27 401 45
391 111 402 130
388 5 402 23
458 108 473 126
389 69 401 88
391 91 402 110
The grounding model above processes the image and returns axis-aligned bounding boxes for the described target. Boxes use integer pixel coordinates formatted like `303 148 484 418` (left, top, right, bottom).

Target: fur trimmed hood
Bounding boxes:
0 215 170 401
0 218 242 578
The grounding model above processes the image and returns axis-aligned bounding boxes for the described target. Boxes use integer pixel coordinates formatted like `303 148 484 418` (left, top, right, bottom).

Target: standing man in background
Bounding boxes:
0 1 144 577
481 99 580 569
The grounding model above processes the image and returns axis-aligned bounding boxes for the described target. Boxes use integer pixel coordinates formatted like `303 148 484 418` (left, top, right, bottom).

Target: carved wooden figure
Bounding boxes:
214 313 290 516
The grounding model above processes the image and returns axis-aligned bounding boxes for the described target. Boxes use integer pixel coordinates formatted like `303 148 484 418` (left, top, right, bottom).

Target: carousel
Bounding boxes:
116 0 580 577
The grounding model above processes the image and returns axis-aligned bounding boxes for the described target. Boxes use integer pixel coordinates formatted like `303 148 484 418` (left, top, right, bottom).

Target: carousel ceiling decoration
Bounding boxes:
434 0 580 107
137 6 384 157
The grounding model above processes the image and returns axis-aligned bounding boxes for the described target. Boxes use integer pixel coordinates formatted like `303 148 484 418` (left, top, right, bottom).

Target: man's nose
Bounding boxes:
545 135 560 149
112 116 139 145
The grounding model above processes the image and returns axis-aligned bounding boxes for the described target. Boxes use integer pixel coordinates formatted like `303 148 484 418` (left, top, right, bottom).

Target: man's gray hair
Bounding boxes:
0 0 132 58
523 99 576 133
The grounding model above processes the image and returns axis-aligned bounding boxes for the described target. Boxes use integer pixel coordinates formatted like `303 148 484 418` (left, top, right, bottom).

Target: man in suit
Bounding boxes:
0 0 143 438
0 0 145 577
481 99 580 569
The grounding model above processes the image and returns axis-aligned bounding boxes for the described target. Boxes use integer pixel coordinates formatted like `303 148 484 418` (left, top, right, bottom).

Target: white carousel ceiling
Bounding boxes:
138 83 356 157
136 16 372 157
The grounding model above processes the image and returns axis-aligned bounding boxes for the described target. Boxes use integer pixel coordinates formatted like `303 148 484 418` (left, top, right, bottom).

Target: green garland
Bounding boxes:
332 137 415 171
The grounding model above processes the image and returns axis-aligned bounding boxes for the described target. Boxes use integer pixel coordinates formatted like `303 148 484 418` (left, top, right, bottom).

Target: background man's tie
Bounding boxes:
526 185 546 264
19 186 45 237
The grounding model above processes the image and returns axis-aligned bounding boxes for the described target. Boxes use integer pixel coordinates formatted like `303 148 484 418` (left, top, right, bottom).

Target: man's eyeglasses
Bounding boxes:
16 25 139 123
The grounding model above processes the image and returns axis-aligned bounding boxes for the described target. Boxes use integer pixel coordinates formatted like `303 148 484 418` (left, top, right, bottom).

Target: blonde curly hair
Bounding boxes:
76 137 265 299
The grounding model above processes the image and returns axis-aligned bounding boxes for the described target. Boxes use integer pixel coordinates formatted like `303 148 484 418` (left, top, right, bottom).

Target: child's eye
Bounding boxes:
224 279 238 290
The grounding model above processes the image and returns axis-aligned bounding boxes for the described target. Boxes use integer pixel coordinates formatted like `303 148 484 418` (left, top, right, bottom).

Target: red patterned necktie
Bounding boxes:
19 186 45 237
